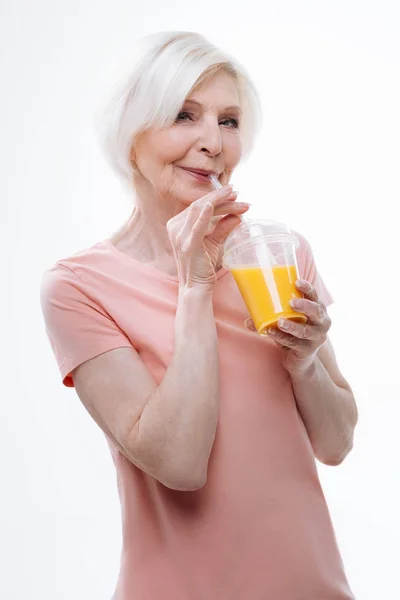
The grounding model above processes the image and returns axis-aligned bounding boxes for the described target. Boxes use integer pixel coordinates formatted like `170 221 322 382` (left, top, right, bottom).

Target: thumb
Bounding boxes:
244 318 257 332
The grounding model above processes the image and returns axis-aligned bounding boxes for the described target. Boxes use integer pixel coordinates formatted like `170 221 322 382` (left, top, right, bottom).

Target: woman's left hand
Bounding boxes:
245 280 332 374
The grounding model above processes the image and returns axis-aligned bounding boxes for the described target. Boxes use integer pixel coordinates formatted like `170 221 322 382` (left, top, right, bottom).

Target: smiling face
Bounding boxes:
131 70 242 207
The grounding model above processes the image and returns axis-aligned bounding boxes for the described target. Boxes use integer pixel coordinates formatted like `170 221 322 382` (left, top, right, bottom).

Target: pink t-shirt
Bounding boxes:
40 232 355 600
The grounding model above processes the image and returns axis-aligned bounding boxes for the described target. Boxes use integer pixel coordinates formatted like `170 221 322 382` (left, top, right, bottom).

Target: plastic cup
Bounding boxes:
223 219 307 335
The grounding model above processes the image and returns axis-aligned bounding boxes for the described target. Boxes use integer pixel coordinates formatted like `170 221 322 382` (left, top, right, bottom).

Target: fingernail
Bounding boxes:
297 280 309 290
290 299 299 308
267 328 276 335
279 319 289 329
236 203 250 208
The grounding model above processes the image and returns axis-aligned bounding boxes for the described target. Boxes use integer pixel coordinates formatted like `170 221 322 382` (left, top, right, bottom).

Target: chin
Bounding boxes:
168 184 208 206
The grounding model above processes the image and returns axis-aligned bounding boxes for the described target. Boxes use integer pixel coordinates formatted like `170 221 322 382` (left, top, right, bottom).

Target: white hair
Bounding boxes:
97 31 262 191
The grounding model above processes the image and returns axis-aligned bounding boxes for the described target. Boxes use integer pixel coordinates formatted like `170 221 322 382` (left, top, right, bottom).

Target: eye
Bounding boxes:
176 111 194 122
220 117 239 129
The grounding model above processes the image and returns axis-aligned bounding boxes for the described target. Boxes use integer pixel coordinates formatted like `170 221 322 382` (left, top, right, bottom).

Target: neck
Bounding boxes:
109 179 185 276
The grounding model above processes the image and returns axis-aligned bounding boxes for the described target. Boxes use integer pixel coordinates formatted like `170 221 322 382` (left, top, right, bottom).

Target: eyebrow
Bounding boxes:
183 99 242 114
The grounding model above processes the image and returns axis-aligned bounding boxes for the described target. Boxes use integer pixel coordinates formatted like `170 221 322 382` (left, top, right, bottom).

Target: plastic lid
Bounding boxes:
224 219 299 257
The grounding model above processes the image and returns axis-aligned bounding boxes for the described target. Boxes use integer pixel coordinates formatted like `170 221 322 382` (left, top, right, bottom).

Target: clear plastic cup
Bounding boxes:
223 219 307 335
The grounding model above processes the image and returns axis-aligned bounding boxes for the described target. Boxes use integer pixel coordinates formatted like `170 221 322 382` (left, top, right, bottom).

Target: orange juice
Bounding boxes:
231 264 306 334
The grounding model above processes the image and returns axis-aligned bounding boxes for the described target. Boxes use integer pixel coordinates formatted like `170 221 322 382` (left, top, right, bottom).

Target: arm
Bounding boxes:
73 285 219 492
266 279 358 466
139 287 219 486
288 336 358 465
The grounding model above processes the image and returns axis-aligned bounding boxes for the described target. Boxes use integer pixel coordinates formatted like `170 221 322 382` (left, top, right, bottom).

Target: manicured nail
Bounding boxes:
279 319 289 329
290 299 300 308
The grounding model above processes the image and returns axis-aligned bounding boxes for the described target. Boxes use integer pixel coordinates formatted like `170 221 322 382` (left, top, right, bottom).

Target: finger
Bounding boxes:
276 318 326 344
202 185 236 206
186 197 247 241
289 298 327 326
244 318 257 332
167 186 235 234
267 327 298 348
295 280 319 302
180 188 237 235
186 201 215 246
213 201 250 216
267 327 306 349
210 214 242 245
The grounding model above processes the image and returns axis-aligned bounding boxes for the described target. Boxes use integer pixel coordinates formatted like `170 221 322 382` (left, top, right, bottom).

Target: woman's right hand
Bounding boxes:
167 185 250 289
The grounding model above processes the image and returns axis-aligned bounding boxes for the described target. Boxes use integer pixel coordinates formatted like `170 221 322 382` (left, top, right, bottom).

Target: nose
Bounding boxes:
198 118 222 156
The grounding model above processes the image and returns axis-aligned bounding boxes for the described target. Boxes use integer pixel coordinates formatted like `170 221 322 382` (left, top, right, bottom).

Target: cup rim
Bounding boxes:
224 230 299 262
224 219 295 247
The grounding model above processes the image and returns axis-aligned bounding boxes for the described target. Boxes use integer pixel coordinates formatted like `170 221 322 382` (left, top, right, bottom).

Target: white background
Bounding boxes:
2 1 399 598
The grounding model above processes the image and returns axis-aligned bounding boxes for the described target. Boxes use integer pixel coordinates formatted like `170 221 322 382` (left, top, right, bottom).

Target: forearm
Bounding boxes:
289 357 357 465
139 286 219 488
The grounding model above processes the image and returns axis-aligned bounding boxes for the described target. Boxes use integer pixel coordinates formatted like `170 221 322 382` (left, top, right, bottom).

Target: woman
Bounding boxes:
40 31 358 600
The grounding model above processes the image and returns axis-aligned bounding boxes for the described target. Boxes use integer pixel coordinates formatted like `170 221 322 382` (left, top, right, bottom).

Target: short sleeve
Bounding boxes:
40 263 133 387
294 231 334 307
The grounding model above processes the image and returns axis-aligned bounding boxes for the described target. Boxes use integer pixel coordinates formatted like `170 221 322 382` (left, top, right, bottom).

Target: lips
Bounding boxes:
180 167 219 177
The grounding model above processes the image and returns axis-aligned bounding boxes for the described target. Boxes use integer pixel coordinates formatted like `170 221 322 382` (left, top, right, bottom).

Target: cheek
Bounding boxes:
224 134 242 169
135 129 188 170
160 128 193 161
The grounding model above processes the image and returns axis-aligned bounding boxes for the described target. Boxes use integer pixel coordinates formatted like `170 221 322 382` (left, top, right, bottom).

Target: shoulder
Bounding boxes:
40 241 109 313
40 239 116 299
40 243 122 345
40 261 79 299
291 229 313 254
291 228 334 306
290 229 314 270
40 262 87 332
44 240 112 277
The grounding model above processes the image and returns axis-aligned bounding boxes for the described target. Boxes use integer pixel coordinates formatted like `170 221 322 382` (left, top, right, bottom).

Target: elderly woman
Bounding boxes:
41 31 357 600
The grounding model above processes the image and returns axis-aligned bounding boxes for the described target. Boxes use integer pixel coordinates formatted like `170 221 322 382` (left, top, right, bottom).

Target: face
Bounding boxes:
131 70 242 207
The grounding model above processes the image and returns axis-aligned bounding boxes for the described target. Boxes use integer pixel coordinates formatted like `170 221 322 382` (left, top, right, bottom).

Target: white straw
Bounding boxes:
209 174 223 189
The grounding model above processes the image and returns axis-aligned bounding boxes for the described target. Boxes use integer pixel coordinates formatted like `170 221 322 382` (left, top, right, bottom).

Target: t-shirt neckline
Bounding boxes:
100 239 230 283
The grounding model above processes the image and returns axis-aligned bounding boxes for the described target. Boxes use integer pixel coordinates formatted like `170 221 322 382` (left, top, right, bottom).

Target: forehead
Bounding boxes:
185 71 240 111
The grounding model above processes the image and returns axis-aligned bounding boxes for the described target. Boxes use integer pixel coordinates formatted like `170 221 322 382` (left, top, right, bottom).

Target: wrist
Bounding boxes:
284 354 318 379
179 283 215 299
175 284 217 349
177 284 215 321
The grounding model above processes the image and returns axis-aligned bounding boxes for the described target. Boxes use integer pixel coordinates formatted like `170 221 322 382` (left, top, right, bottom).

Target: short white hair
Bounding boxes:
97 31 262 190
